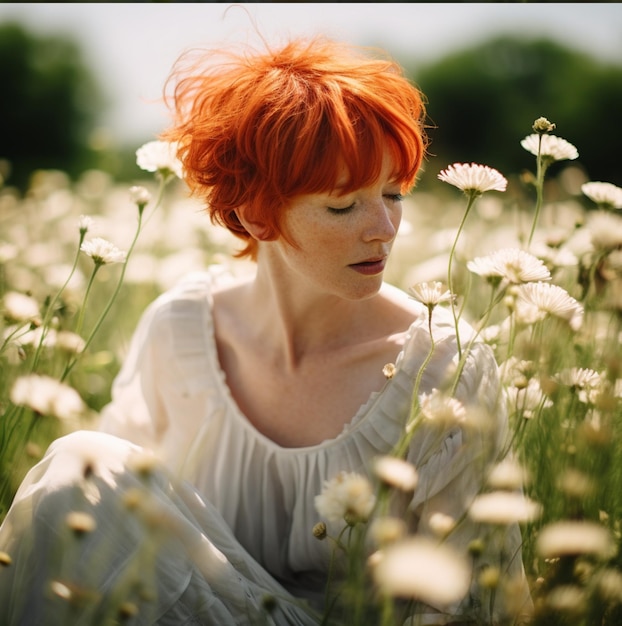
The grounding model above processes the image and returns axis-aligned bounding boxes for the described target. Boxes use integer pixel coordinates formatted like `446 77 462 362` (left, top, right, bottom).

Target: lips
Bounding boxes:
349 256 387 275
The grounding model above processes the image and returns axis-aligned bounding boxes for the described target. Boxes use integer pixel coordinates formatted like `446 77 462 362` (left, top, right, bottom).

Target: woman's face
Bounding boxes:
270 152 403 301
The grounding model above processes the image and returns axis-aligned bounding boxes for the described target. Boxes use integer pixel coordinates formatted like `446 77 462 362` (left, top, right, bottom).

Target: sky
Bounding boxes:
1 3 621 144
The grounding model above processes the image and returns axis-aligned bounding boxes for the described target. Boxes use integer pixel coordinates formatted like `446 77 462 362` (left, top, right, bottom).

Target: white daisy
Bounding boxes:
419 389 467 426
520 134 579 162
467 248 551 285
557 468 595 499
581 181 622 209
499 357 536 387
372 536 471 605
555 367 604 404
487 458 529 491
80 238 127 265
468 491 541 525
135 140 183 179
373 456 418 492
427 512 456 538
0 242 18 264
516 282 584 330
512 298 547 327
7 326 55 350
536 520 616 559
369 516 407 546
506 378 553 419
545 586 586 614
586 210 622 252
10 374 85 420
314 471 376 524
595 569 622 604
55 330 86 354
2 291 40 322
530 242 578 271
437 163 507 195
408 281 455 307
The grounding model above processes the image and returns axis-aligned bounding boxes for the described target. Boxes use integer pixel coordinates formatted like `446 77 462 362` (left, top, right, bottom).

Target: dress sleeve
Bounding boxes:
97 269 229 473
97 296 173 450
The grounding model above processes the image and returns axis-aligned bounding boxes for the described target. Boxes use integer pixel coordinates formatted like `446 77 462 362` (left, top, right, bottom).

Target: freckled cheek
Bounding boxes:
284 211 363 256
318 226 359 252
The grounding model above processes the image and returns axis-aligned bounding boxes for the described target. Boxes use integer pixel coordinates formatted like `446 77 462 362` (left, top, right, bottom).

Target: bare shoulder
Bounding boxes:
210 273 250 317
211 275 253 310
376 282 424 331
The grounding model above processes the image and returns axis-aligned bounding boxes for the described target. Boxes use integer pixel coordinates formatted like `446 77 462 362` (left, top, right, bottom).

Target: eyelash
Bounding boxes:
327 194 404 215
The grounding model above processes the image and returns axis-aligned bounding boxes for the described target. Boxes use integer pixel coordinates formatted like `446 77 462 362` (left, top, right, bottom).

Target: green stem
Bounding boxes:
321 525 350 625
448 192 478 360
60 175 170 382
449 284 504 398
0 405 30 505
60 213 143 382
585 250 606 306
0 403 22 457
527 137 549 248
379 594 395 626
31 234 85 372
393 320 437 459
0 323 34 356
73 263 102 339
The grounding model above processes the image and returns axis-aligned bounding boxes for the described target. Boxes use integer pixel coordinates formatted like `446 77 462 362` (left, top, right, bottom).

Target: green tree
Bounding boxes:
0 21 105 190
406 36 622 187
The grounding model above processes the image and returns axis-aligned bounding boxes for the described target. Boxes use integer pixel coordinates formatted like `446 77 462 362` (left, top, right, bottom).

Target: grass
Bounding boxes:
1 126 622 624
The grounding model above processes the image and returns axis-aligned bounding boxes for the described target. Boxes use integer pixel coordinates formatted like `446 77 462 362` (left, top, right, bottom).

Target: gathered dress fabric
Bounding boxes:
0 268 532 625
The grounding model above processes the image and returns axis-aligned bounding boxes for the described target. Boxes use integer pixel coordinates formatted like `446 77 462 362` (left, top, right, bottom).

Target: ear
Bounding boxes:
235 210 273 241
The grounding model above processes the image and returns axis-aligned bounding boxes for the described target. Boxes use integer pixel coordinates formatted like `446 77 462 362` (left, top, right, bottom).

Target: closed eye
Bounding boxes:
327 203 356 215
327 194 403 215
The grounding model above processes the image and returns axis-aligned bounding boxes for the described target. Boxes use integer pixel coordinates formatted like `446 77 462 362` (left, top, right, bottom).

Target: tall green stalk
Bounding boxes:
61 175 171 382
447 191 479 360
30 230 86 372
527 135 549 249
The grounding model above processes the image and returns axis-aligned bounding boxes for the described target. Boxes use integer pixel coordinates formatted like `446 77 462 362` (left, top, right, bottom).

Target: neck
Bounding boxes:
246 259 369 371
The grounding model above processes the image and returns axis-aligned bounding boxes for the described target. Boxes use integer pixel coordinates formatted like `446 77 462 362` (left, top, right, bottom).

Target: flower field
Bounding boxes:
2 120 622 624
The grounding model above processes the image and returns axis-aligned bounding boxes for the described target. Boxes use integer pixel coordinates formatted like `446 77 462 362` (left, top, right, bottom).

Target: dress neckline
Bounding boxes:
196 269 423 454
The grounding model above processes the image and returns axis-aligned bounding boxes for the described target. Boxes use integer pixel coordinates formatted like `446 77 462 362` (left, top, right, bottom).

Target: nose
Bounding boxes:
361 198 400 243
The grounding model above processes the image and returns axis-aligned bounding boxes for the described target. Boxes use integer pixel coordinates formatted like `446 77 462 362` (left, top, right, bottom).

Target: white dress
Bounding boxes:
0 268 531 625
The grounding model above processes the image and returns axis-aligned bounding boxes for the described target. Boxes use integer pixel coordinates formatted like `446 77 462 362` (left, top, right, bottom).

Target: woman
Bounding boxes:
0 37 531 625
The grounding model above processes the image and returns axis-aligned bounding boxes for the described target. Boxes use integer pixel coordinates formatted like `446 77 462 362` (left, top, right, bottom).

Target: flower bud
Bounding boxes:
118 601 139 619
479 566 500 589
261 594 277 613
532 117 556 134
468 538 485 557
312 522 327 540
78 215 95 236
129 185 151 213
66 511 97 535
382 363 396 379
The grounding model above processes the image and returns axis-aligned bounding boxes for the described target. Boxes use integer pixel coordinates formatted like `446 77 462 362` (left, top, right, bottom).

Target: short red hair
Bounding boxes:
162 37 427 260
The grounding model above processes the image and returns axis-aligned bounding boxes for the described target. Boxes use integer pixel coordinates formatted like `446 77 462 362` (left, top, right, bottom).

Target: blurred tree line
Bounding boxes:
1 20 621 192
405 36 622 188
0 22 105 190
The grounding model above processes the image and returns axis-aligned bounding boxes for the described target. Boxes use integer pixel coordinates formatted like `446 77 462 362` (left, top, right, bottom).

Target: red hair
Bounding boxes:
162 37 427 260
